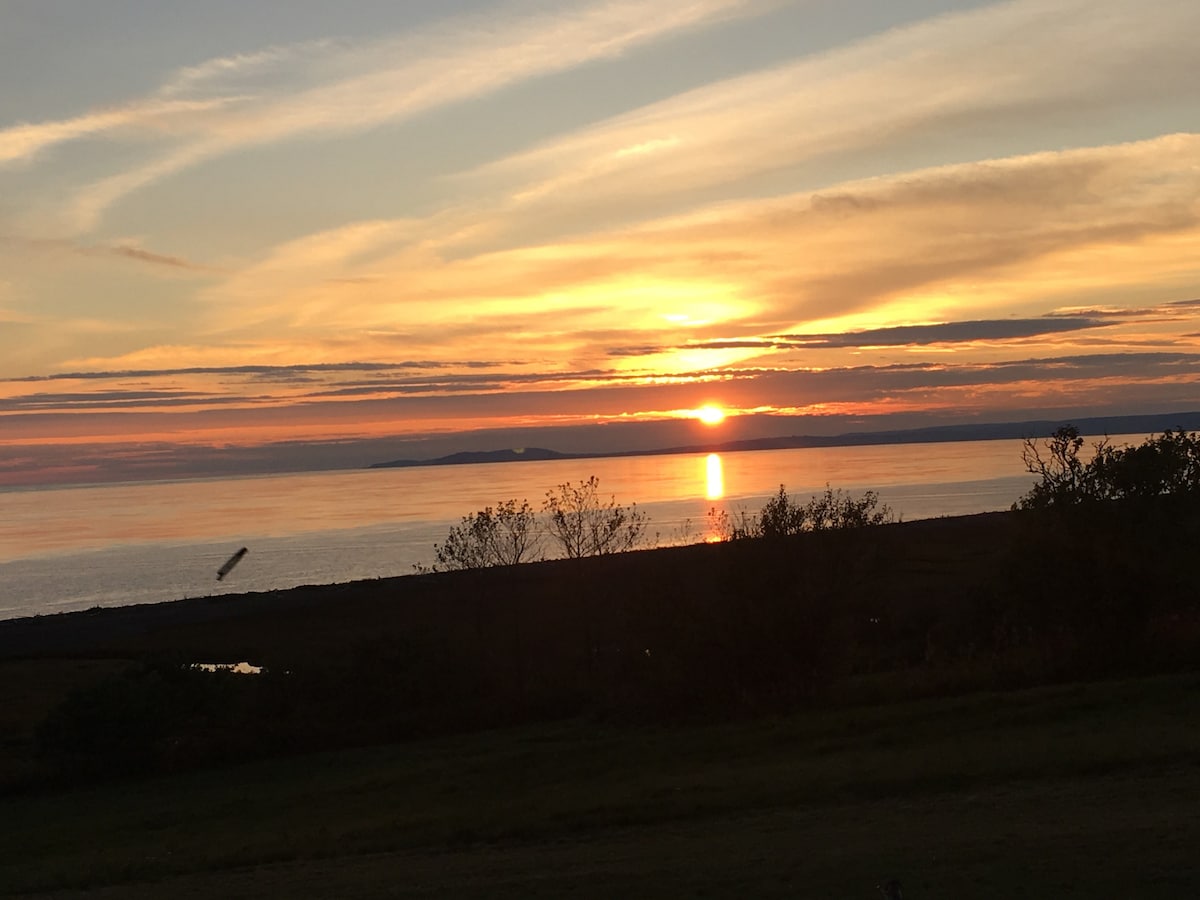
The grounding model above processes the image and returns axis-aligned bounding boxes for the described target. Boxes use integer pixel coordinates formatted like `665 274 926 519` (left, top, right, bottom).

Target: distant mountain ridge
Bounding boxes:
373 448 576 468
370 410 1200 470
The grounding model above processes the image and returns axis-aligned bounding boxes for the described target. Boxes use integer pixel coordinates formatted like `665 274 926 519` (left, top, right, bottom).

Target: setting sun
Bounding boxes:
696 405 726 426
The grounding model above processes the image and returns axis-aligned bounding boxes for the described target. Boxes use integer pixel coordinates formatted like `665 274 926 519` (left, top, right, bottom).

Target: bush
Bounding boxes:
422 477 650 572
709 484 894 540
804 484 895 530
426 499 542 571
1090 427 1200 499
542 476 649 558
1009 426 1200 671
758 485 809 537
1017 426 1200 509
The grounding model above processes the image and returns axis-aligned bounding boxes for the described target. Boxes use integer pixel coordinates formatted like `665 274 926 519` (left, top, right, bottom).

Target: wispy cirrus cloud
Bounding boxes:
187 132 1200 377
457 0 1200 236
0 98 241 167
1 0 774 232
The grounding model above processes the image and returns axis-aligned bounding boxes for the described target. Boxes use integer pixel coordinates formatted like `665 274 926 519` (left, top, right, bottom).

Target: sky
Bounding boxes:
2 0 1200 486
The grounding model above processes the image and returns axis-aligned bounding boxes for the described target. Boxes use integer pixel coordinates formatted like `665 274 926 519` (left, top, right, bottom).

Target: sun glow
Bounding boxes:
695 404 726 426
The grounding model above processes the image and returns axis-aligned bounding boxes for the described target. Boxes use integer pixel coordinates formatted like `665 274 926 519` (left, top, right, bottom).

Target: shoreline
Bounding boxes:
0 511 1010 661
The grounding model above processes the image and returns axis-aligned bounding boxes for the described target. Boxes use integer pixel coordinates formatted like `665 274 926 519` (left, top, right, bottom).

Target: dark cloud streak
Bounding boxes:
773 317 1113 348
109 245 204 270
1 235 213 272
0 392 265 412
7 360 512 384
608 316 1116 357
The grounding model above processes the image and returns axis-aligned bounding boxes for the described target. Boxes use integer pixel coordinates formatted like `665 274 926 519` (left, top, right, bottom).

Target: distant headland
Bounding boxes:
370 410 1200 470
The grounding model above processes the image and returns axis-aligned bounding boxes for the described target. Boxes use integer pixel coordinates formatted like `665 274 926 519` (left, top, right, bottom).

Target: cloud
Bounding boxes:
0 234 211 272
156 40 340 98
7 0 1199 428
6 360 508 384
5 351 1200 459
108 244 209 270
1 0 772 231
601 134 1200 330
192 132 1200 379
458 0 1200 232
1052 304 1188 320
610 316 1119 356
0 390 230 412
690 353 1200 419
0 98 241 167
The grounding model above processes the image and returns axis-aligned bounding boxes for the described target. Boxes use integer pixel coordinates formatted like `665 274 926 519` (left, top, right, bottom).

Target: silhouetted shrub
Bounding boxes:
710 484 894 539
424 499 542 571
758 485 810 537
421 476 650 572
1017 426 1200 509
1008 426 1200 670
804 484 895 530
543 476 649 557
1090 428 1200 499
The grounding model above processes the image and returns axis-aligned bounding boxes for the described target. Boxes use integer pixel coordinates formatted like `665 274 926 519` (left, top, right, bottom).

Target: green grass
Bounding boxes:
3 672 1199 898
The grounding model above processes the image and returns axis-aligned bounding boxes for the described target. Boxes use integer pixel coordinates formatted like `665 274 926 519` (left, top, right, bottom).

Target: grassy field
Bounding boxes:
4 672 1198 898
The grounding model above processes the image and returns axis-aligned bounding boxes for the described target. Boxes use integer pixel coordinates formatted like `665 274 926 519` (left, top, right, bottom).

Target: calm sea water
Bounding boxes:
0 437 1076 620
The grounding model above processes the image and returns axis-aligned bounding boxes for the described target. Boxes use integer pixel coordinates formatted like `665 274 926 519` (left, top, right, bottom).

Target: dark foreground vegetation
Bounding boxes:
2 675 1197 898
1 428 1198 896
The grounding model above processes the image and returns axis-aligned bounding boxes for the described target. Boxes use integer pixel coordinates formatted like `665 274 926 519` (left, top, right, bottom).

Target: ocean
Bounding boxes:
0 437 1068 621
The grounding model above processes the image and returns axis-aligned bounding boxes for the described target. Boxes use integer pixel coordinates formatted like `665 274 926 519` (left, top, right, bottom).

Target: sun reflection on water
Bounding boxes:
705 453 724 500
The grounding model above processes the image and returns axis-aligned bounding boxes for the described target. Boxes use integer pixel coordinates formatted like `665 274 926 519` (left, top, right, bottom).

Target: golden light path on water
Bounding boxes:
705 453 725 501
